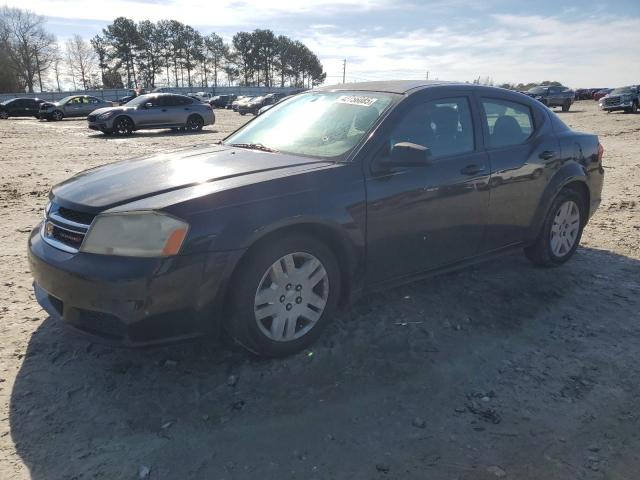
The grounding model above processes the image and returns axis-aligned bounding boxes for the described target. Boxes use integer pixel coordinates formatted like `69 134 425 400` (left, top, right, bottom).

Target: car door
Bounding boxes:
173 96 195 124
364 91 491 283
136 96 168 127
477 95 560 250
64 97 84 117
8 99 25 116
81 97 100 115
21 99 38 116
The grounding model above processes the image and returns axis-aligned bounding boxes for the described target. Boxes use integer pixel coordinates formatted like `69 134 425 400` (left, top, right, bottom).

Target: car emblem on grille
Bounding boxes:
45 221 54 237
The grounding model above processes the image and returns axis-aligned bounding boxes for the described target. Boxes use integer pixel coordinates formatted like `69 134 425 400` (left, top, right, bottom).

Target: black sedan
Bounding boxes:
28 81 604 357
0 97 45 119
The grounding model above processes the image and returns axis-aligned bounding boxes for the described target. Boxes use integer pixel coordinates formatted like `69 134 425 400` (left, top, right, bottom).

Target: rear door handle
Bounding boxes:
161 109 167 112
460 164 485 176
539 150 556 160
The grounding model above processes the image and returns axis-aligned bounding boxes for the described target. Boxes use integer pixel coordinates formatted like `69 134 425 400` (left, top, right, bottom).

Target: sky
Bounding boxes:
4 0 640 88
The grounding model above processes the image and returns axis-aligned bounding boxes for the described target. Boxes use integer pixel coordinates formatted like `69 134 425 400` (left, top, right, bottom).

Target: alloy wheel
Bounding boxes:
186 116 203 131
115 118 133 135
52 110 63 121
254 252 329 342
0 112 8 119
550 200 580 257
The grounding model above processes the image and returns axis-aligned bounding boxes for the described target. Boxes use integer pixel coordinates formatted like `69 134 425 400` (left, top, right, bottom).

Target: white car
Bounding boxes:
188 92 213 103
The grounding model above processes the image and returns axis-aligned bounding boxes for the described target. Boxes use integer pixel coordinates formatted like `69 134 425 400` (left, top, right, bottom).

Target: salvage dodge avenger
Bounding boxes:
28 81 604 357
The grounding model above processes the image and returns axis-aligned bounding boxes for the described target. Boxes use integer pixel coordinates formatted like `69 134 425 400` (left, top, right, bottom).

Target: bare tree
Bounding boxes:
66 34 96 90
1 6 56 92
50 44 64 92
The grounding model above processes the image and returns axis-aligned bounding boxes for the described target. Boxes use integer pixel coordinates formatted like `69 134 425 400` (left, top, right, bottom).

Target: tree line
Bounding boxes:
0 7 326 93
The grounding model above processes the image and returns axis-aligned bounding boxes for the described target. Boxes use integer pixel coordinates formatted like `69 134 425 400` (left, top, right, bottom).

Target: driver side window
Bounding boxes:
387 97 475 159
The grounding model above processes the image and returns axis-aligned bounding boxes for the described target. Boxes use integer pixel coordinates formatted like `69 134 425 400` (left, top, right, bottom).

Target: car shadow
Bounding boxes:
88 129 219 139
9 247 640 479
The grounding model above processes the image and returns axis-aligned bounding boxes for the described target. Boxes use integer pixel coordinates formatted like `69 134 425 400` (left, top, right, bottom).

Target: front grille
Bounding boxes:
604 97 621 107
43 203 94 253
58 207 96 225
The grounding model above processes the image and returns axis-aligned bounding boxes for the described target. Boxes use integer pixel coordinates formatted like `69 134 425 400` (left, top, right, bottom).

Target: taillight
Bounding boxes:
597 143 604 163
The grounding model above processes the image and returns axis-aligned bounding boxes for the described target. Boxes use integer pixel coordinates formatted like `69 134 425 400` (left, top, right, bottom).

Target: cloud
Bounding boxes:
3 0 391 26
301 13 640 87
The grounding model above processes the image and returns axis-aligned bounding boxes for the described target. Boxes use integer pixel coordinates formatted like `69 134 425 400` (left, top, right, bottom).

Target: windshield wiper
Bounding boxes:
228 143 279 153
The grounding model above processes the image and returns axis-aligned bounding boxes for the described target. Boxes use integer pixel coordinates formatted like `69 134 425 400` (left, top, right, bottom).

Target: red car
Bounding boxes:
593 89 612 101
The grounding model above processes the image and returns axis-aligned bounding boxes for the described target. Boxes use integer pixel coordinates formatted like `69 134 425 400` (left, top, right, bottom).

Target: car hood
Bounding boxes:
90 106 132 116
51 145 334 212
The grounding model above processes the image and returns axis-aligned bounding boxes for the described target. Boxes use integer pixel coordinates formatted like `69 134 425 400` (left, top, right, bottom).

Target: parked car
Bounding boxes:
593 89 612 101
0 97 45 119
87 93 215 135
238 93 287 115
116 92 138 105
232 96 253 112
599 85 640 113
28 81 604 357
187 92 212 103
39 95 112 121
525 85 575 111
210 95 237 108
257 95 293 115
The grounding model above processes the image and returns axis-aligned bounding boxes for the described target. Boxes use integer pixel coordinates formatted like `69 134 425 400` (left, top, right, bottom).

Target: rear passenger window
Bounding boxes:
389 97 474 159
481 99 533 148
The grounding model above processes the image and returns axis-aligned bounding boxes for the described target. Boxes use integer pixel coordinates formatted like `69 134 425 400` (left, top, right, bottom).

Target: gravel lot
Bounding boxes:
0 102 639 479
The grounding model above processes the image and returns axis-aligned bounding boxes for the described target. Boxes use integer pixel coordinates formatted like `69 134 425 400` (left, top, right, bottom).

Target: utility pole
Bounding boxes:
342 59 346 83
426 71 429 80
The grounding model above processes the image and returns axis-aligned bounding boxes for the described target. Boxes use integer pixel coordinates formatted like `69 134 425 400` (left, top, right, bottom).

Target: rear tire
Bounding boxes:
524 188 586 267
185 114 204 132
0 111 8 119
561 101 571 112
227 233 341 357
52 110 64 121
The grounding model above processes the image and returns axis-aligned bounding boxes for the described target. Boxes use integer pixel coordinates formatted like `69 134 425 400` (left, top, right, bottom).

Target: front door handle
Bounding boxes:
460 164 485 176
161 109 167 112
539 150 556 160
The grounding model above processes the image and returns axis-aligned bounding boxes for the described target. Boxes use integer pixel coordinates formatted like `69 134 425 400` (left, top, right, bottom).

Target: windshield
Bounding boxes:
224 91 394 159
611 87 634 95
528 86 547 94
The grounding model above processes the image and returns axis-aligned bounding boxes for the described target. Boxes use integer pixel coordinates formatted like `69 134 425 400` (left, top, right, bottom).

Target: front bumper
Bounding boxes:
600 99 633 111
88 121 111 132
28 226 242 347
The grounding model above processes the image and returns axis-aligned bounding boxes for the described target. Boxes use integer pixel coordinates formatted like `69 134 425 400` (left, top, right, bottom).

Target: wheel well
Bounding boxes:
114 114 134 124
226 223 357 310
563 181 590 217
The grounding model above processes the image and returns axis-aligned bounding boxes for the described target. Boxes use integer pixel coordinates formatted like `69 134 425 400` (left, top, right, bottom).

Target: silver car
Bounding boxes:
39 95 112 121
87 93 215 135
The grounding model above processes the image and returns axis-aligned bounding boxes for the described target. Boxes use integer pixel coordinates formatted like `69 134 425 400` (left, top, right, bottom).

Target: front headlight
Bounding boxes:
97 111 115 120
80 212 189 257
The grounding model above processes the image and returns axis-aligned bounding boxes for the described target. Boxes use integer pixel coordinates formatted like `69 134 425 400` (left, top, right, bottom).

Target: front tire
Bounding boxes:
0 111 8 119
561 101 571 112
51 110 64 121
525 188 585 267
113 116 134 135
227 234 341 357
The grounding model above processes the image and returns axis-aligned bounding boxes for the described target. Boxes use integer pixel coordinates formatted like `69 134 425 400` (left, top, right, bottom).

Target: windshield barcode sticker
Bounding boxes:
337 95 377 107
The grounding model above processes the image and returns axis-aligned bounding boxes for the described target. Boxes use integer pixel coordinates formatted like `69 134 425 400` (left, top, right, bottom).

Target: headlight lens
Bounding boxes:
97 111 114 120
80 212 189 257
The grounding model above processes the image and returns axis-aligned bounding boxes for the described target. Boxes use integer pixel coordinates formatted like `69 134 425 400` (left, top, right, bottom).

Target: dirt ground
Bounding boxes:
0 101 639 480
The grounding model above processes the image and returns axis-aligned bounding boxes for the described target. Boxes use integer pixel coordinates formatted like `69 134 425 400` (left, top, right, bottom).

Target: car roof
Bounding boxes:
317 80 464 94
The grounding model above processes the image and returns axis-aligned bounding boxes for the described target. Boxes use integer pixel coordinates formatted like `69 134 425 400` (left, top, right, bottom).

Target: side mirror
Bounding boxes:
387 142 432 167
144 102 153 109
